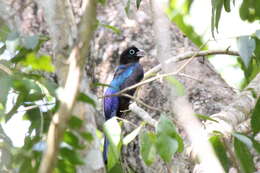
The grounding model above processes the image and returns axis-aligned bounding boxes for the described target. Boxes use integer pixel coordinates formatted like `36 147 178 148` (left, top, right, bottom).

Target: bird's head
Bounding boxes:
119 46 145 64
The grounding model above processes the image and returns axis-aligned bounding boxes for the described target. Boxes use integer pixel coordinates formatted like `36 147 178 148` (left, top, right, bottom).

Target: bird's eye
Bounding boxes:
129 49 135 55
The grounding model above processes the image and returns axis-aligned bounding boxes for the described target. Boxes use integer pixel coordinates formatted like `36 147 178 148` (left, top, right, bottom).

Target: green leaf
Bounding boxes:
25 107 42 135
77 92 96 107
0 103 3 110
251 98 260 134
22 52 55 72
63 131 82 149
0 23 10 41
5 93 25 122
223 0 231 12
59 147 84 165
237 36 256 68
22 35 39 50
24 92 45 102
0 44 6 55
136 0 142 9
39 78 57 97
5 31 20 55
254 38 260 66
155 115 183 162
100 24 121 35
167 9 204 47
56 159 76 173
12 78 41 94
252 138 260 154
255 30 260 39
103 117 122 170
139 131 157 166
123 123 143 145
239 0 260 22
210 135 230 172
11 47 31 63
211 0 224 36
68 116 83 129
195 113 219 123
80 131 94 142
156 133 178 162
108 163 124 173
164 76 185 96
234 136 256 173
214 0 223 31
125 0 131 16
97 0 106 4
232 133 253 148
0 75 12 105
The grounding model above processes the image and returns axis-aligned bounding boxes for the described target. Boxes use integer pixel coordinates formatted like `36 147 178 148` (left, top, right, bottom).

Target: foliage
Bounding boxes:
237 31 260 87
167 0 204 47
210 135 231 172
0 25 93 173
251 98 260 135
103 115 183 168
210 0 260 87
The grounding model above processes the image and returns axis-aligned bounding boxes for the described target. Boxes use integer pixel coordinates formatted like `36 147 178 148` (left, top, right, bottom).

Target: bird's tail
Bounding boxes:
103 136 109 164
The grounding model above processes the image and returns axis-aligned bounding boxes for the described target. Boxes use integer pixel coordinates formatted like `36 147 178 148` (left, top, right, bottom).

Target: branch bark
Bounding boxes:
205 73 260 135
38 0 97 172
109 49 239 97
145 49 239 77
129 102 158 127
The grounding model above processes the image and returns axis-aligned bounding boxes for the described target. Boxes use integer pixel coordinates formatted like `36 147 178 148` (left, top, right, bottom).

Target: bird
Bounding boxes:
103 46 145 164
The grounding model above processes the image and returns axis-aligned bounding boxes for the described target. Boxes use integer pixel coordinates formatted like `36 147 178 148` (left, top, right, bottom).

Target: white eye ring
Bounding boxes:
129 49 135 55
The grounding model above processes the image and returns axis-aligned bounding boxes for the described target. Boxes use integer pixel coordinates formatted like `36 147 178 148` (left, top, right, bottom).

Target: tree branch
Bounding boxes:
107 49 239 100
145 49 239 78
38 0 97 172
205 73 260 136
129 102 158 127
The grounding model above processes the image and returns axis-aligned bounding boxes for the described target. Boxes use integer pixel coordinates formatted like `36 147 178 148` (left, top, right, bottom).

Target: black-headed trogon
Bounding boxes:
103 46 145 164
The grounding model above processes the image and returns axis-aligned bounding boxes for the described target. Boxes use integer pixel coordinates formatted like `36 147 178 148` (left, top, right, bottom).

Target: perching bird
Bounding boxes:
103 46 145 164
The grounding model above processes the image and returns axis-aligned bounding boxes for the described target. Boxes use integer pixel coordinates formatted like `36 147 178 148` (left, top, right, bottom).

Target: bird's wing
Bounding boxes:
119 63 144 92
104 89 119 120
113 64 129 78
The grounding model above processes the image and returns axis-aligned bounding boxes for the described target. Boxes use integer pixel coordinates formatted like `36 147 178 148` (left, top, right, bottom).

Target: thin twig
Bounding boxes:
116 117 138 128
177 73 201 82
102 49 239 98
121 93 162 112
145 49 239 77
0 64 12 75
18 103 54 112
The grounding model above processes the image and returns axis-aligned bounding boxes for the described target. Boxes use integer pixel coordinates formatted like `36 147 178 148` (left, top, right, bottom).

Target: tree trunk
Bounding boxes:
92 0 235 172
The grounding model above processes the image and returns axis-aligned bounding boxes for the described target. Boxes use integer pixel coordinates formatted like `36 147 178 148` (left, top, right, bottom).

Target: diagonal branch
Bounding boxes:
205 73 260 136
145 49 239 77
107 49 239 98
38 0 97 172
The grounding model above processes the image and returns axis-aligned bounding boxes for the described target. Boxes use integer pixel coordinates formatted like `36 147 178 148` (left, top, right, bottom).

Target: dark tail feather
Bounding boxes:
103 136 109 164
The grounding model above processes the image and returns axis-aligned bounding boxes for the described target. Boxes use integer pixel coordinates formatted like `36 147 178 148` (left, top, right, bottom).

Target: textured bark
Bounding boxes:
0 0 21 31
206 73 260 135
36 0 77 86
37 0 105 172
